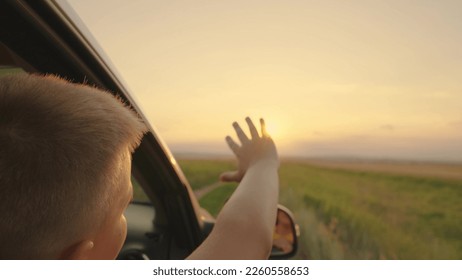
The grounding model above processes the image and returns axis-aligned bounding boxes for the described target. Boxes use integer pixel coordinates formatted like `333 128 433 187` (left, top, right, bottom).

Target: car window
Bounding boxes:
0 44 27 76
131 176 149 203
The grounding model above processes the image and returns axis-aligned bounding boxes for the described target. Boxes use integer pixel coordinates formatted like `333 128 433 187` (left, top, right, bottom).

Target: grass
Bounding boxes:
198 183 238 217
177 159 238 216
176 159 462 259
279 162 462 259
0 67 25 77
131 176 150 202
177 159 235 190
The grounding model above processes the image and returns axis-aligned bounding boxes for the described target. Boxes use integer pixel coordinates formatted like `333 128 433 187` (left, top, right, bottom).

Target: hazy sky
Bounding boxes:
68 0 462 161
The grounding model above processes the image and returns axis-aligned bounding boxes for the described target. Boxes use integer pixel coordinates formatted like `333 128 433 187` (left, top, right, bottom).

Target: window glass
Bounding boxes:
0 66 25 76
0 43 28 76
131 176 150 203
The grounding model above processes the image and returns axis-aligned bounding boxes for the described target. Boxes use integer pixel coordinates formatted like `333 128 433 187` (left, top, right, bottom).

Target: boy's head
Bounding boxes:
0 74 147 259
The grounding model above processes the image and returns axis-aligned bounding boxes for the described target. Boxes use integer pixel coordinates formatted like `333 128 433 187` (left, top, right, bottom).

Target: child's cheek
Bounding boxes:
116 215 128 246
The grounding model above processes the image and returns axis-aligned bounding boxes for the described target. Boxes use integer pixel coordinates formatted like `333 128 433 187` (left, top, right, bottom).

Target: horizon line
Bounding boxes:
172 151 462 165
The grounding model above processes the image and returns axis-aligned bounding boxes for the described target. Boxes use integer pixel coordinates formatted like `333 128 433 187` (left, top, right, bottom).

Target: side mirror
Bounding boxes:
270 205 299 259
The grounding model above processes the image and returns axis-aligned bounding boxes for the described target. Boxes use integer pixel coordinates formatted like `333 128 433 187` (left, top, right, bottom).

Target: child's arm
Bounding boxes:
187 117 279 259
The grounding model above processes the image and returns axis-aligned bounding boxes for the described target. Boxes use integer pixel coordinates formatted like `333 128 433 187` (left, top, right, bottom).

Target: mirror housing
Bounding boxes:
270 204 299 259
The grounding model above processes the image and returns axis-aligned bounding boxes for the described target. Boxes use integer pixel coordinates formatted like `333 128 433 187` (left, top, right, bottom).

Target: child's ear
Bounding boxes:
60 240 94 260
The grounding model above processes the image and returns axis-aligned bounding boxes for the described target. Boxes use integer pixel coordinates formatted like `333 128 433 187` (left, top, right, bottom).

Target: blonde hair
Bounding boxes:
0 74 147 259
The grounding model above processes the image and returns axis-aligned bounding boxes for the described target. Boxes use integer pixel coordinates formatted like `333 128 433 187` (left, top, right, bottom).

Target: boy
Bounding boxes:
0 73 279 259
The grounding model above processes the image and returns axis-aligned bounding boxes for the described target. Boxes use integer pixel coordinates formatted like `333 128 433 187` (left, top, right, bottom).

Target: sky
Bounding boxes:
67 0 462 162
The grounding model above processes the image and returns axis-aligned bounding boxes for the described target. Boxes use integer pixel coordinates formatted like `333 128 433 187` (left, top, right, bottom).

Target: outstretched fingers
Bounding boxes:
260 118 269 137
245 117 260 140
226 136 240 155
233 121 249 144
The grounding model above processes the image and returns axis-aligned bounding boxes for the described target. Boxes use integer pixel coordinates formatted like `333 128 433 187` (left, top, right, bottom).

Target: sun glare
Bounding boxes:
262 118 288 143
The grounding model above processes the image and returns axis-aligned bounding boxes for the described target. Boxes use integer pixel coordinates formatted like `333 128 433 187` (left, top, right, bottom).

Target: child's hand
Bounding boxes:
189 117 279 259
220 117 279 182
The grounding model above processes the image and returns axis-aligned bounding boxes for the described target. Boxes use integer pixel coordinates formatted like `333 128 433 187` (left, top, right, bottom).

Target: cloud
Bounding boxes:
286 134 462 162
379 124 395 131
448 121 462 127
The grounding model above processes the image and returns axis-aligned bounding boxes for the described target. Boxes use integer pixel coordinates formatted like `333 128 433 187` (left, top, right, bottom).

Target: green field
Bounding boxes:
177 159 462 260
178 159 235 190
